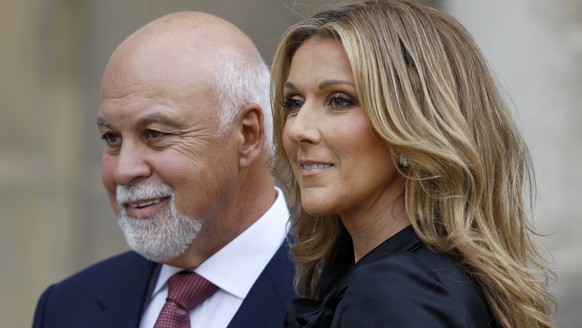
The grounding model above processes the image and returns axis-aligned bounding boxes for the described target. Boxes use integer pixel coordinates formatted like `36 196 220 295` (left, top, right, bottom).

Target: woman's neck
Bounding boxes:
343 196 410 262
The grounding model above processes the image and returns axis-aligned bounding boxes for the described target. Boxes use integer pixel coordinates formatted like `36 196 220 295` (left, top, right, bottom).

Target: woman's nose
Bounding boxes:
284 104 321 145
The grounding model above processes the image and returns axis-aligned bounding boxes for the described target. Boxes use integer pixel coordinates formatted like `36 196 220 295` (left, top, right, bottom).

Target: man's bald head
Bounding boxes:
119 12 262 63
103 12 261 94
101 11 272 149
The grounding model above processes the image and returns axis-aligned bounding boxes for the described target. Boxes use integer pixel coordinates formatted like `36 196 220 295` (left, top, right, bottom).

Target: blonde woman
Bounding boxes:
271 0 555 327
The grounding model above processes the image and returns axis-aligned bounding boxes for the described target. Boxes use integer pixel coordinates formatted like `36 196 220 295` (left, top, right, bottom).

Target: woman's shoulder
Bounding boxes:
350 226 479 299
354 242 465 286
335 246 496 327
350 248 469 297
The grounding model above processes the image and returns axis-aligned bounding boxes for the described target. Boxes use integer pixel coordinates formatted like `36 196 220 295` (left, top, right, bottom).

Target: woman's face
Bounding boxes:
282 37 404 227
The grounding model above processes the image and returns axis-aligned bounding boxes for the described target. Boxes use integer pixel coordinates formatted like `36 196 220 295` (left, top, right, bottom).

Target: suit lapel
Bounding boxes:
227 241 296 328
96 256 160 328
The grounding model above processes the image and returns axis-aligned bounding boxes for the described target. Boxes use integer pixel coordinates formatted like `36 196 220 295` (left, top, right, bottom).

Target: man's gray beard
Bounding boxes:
116 182 201 263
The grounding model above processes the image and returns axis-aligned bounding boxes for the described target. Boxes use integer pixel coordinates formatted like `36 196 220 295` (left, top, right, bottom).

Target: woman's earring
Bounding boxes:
399 154 409 167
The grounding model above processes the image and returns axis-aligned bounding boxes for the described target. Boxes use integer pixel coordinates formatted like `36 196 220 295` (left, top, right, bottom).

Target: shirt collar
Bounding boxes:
151 187 290 300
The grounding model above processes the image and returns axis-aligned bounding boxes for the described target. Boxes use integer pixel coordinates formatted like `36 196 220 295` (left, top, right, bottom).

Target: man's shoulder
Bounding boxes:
33 251 159 327
53 251 156 289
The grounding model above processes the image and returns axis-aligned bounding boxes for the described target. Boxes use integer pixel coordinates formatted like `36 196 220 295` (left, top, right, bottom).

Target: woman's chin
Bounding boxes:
301 203 332 217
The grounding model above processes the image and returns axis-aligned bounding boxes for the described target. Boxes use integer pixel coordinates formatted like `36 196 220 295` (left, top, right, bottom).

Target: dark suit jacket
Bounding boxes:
33 241 295 328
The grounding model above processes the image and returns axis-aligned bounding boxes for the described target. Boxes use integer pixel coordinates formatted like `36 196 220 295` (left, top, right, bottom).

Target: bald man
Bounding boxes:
32 12 295 328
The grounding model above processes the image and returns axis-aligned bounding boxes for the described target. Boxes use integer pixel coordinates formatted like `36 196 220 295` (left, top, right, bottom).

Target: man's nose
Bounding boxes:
113 141 152 186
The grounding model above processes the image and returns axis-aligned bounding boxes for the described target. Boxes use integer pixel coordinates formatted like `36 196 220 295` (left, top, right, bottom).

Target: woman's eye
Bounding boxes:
282 95 304 113
327 93 357 109
331 97 349 107
101 132 121 146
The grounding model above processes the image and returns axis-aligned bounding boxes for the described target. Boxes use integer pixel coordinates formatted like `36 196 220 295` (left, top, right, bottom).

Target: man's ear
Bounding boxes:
236 104 264 168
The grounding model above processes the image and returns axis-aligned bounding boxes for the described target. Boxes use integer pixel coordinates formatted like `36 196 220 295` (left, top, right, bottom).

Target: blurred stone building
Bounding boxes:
1 0 579 327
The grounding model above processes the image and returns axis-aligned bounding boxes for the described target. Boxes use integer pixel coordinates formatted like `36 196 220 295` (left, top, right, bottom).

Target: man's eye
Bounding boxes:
145 129 165 141
101 132 120 146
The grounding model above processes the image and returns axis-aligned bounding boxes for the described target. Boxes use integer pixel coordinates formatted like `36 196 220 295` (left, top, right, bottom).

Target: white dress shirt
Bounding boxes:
140 187 290 328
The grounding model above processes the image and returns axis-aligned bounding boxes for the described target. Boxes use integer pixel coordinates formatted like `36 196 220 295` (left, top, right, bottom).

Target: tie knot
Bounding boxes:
167 271 218 311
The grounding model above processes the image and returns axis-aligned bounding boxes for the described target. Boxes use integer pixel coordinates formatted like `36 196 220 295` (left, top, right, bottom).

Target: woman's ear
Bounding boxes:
236 104 264 168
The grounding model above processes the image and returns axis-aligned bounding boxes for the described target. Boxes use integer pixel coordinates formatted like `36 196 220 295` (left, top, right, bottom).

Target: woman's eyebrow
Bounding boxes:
318 79 354 89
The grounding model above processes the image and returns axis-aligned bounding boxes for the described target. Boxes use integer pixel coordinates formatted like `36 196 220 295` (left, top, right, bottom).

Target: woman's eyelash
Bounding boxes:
327 93 358 107
282 96 303 112
281 98 292 109
281 92 358 113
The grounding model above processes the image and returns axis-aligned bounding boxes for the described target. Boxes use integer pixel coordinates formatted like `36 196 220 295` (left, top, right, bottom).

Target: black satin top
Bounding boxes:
285 226 499 327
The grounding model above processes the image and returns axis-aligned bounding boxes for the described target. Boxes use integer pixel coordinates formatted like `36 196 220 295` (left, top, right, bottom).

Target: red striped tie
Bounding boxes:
154 271 218 328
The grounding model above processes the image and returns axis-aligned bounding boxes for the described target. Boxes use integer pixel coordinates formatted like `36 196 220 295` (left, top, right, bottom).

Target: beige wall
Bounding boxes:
1 0 578 327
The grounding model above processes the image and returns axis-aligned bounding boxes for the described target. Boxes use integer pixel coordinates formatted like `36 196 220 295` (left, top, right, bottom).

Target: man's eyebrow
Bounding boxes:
97 113 182 129
134 113 180 127
96 116 109 127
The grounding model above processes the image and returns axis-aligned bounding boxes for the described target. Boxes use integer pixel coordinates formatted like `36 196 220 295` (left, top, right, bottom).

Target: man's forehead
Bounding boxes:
97 99 219 130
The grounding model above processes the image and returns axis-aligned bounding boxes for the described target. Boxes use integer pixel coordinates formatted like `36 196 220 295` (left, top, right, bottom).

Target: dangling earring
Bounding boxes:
399 154 409 167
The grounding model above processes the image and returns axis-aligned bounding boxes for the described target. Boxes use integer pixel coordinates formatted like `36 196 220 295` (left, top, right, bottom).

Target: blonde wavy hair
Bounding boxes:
271 1 556 327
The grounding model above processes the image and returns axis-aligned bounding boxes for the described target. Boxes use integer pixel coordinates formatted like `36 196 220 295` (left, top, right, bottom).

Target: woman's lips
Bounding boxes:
299 160 333 176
